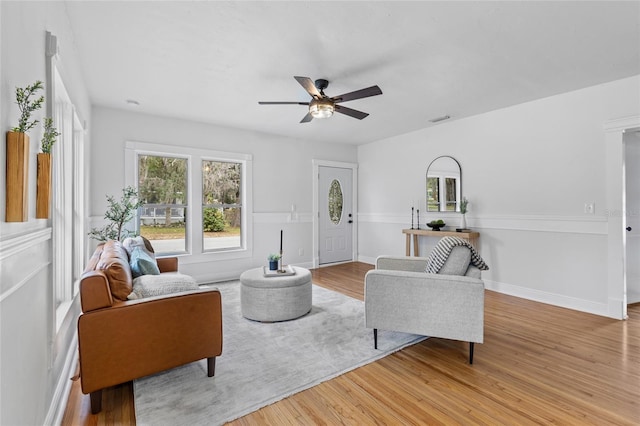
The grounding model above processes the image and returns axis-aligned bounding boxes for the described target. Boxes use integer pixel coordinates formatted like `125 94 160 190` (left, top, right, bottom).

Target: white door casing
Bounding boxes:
624 130 640 303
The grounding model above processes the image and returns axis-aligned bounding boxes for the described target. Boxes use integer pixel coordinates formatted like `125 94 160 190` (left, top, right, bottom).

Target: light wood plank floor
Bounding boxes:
62 262 640 425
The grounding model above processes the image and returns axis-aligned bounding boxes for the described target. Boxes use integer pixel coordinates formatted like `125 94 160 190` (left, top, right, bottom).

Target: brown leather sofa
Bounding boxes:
78 240 223 414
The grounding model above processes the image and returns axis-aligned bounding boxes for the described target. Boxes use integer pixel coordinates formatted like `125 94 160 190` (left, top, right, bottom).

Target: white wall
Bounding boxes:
0 2 91 425
358 76 640 318
90 107 358 282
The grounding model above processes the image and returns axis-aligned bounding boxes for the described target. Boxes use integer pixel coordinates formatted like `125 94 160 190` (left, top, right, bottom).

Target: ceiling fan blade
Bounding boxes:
258 101 309 105
294 76 322 99
300 112 314 123
334 104 369 120
331 85 382 103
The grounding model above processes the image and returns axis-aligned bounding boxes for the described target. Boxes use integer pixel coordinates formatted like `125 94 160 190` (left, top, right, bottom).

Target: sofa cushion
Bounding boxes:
130 246 161 278
127 273 198 299
96 240 133 301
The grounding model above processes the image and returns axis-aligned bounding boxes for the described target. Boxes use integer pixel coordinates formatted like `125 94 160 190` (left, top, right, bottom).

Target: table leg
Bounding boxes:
405 234 411 256
413 234 419 257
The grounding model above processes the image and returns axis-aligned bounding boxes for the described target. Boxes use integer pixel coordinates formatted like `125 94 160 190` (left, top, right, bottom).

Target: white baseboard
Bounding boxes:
44 334 78 426
484 279 611 318
357 255 376 265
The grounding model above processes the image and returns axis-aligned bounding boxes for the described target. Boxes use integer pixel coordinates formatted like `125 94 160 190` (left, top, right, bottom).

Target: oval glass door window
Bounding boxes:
328 179 343 225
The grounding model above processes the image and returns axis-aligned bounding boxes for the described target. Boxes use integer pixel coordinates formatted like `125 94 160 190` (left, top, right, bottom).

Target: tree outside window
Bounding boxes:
138 155 188 253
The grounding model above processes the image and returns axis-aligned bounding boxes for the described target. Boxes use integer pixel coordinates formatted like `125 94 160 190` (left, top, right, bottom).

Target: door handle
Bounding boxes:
627 226 632 232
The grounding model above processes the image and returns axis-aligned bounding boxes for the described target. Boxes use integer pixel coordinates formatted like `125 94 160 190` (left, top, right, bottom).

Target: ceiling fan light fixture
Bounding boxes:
309 98 334 119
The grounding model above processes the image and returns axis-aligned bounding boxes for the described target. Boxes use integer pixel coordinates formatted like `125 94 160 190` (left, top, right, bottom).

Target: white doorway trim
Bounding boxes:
312 160 358 268
604 115 640 320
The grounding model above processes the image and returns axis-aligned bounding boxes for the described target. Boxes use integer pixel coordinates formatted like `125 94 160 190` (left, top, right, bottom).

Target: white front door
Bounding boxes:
625 130 640 303
318 166 353 264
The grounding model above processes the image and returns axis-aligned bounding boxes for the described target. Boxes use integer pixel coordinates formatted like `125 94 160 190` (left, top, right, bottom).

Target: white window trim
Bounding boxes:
124 140 253 262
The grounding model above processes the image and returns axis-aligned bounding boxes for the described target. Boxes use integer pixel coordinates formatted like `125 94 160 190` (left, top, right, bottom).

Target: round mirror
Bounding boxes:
426 156 461 212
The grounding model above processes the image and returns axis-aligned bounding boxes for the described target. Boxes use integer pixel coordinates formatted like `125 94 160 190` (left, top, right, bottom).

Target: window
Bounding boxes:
202 160 242 251
138 155 188 254
126 141 252 259
46 31 87 331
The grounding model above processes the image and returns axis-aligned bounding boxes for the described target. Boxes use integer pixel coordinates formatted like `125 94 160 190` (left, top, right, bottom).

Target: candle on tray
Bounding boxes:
280 230 283 252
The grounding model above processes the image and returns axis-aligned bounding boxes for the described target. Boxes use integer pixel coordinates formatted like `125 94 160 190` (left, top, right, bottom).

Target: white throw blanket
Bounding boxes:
425 236 489 274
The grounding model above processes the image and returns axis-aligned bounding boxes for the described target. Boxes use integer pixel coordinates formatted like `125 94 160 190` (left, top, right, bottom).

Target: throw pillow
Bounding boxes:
130 246 161 278
127 273 198 299
123 236 156 258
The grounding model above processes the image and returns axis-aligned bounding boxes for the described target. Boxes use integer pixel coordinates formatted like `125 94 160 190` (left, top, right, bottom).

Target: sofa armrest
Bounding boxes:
78 288 222 394
156 256 178 273
80 271 114 313
376 256 430 272
364 269 484 343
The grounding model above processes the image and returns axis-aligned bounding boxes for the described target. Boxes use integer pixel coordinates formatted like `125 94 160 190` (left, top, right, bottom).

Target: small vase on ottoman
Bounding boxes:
267 253 281 271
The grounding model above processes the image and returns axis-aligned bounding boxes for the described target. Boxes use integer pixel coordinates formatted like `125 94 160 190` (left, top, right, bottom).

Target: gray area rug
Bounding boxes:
134 281 425 425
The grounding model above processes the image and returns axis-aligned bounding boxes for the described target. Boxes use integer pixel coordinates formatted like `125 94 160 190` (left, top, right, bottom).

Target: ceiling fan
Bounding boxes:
258 76 383 123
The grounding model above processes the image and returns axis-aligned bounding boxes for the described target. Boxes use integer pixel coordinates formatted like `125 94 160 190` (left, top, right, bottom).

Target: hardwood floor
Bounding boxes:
62 262 640 425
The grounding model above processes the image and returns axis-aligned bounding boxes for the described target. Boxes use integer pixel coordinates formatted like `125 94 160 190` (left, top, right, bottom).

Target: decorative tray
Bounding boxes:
263 265 296 277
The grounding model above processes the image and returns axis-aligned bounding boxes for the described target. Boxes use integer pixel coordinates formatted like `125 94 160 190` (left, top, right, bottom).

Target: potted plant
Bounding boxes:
267 253 281 271
89 186 144 241
6 80 44 222
459 197 469 230
36 117 60 219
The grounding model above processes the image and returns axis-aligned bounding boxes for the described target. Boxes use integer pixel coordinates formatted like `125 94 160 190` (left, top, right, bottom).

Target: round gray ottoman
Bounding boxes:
240 266 312 322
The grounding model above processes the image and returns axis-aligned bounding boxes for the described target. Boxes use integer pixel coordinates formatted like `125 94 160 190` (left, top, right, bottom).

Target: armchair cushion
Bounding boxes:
437 246 472 276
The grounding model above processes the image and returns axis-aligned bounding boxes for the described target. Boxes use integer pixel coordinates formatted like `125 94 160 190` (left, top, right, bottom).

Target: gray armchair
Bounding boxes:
364 244 486 364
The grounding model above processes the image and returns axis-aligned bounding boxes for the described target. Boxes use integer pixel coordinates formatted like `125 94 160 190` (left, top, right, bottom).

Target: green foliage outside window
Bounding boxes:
203 208 226 232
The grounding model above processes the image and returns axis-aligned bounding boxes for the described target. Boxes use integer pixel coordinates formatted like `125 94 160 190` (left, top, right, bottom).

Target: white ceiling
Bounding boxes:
64 1 640 145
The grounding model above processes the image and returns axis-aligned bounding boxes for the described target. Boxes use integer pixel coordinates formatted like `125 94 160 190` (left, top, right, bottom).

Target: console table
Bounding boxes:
402 229 480 257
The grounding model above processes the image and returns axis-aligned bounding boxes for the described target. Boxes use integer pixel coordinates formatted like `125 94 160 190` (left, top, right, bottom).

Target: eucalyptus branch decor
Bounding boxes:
12 80 44 133
40 117 60 153
459 197 469 230
89 186 144 242
460 197 469 215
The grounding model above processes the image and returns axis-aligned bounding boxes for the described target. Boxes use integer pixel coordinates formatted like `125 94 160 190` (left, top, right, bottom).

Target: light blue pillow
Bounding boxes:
130 246 160 278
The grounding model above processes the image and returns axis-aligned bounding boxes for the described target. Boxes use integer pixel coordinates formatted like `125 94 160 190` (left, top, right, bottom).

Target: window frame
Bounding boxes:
125 141 253 262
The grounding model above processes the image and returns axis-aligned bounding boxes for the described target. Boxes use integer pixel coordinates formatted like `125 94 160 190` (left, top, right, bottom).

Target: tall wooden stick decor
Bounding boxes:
36 153 52 219
5 131 29 222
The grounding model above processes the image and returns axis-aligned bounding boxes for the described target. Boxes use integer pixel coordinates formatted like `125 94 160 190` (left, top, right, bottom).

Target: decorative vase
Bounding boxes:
269 260 278 270
36 153 52 219
460 214 467 229
5 132 29 222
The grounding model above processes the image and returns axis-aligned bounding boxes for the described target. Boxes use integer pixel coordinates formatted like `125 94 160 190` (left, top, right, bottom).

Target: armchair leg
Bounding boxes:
469 342 474 365
373 329 378 350
90 390 102 414
207 357 216 377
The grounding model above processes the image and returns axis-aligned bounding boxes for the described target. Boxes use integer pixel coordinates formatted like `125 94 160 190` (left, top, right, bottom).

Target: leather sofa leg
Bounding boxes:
207 357 216 377
469 342 475 365
90 389 102 414
373 329 378 349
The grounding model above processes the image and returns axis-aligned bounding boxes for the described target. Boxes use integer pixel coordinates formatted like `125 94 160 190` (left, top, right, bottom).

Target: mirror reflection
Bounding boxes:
426 156 461 212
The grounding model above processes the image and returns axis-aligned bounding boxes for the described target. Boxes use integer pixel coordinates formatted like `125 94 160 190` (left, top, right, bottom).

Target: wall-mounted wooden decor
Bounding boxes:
6 131 29 222
36 153 51 219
